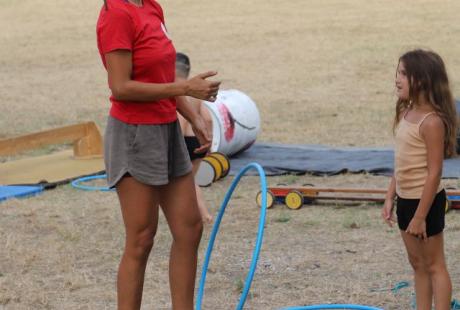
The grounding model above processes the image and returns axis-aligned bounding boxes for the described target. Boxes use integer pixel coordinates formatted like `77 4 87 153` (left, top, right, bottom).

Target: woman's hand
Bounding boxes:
381 199 396 227
185 71 221 102
406 217 427 241
190 115 211 154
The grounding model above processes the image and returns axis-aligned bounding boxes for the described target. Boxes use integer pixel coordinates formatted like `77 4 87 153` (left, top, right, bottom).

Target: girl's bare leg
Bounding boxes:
421 233 452 310
401 231 452 310
191 159 212 224
401 231 433 310
116 176 160 310
195 184 212 223
159 173 203 310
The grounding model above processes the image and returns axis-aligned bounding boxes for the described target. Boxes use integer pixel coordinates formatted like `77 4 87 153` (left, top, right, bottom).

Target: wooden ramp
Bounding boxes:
0 122 105 186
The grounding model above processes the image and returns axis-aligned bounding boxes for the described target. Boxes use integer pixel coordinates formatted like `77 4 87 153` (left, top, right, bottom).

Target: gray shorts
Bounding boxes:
104 116 192 188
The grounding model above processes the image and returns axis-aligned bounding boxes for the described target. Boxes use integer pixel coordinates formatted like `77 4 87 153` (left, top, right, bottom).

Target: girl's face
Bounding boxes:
395 61 410 100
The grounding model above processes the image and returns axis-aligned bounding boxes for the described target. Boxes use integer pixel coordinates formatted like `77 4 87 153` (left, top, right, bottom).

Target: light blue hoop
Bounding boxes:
281 305 383 310
196 162 267 310
71 174 114 192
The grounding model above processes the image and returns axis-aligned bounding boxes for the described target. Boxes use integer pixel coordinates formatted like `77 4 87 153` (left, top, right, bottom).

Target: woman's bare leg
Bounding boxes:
160 172 203 310
116 176 160 310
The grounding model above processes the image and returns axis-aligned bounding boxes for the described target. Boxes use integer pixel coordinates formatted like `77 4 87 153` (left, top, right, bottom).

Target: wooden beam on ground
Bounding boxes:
0 122 103 159
269 186 460 198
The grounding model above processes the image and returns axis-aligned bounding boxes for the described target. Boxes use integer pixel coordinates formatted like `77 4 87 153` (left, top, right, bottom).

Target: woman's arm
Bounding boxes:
105 50 220 102
176 96 211 153
176 96 201 123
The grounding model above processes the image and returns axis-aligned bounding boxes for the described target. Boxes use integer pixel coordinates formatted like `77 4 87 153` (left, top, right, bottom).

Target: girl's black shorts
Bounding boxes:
396 189 446 237
184 136 206 161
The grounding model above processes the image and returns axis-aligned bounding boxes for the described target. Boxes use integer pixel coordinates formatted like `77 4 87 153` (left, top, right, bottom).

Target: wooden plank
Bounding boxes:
0 122 103 158
312 195 385 202
269 186 460 197
0 150 104 185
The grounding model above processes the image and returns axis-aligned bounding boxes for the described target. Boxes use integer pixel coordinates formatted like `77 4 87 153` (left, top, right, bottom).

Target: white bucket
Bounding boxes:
204 89 260 157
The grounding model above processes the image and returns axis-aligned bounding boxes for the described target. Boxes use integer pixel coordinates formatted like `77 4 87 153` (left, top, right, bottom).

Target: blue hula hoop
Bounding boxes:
195 162 268 310
71 174 114 192
281 305 383 310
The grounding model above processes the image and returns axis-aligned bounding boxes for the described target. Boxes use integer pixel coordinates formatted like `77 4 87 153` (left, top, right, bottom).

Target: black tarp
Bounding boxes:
228 143 460 178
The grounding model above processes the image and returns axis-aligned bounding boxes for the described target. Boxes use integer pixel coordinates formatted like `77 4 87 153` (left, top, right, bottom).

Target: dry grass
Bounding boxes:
1 0 460 309
0 176 459 309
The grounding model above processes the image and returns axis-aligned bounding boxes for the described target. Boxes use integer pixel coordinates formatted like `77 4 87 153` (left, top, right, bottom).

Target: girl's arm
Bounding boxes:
382 175 396 226
414 115 445 219
105 50 220 102
385 175 396 201
406 115 444 239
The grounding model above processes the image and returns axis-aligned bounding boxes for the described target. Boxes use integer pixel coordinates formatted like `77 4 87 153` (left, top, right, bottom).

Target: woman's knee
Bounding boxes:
125 228 157 260
173 218 203 245
186 218 203 242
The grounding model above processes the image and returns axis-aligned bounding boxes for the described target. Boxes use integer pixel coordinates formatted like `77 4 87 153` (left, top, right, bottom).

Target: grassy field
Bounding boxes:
1 0 460 309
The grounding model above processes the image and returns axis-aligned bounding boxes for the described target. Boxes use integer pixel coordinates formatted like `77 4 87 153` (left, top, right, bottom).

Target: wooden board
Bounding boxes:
268 186 460 205
269 186 460 197
0 150 104 185
0 122 103 159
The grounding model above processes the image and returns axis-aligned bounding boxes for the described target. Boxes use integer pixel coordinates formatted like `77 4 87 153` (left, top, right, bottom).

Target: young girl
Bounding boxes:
97 0 220 309
382 49 457 310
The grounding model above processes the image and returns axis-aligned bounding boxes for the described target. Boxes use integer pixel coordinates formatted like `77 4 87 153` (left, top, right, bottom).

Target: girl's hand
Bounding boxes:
406 217 427 241
381 199 396 227
186 71 221 102
190 115 211 154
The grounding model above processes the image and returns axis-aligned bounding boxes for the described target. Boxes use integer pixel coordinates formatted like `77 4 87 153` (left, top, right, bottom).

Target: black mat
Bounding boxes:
228 143 460 178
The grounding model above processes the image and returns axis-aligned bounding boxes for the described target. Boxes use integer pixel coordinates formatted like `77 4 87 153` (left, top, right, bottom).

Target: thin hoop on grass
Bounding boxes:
195 162 267 310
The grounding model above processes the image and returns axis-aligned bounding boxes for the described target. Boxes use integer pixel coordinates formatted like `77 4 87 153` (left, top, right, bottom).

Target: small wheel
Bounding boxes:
204 156 223 181
285 190 303 210
256 190 275 209
209 152 230 177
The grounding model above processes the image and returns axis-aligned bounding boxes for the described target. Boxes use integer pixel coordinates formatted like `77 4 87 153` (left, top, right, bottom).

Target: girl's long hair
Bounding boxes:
393 49 458 157
104 0 108 10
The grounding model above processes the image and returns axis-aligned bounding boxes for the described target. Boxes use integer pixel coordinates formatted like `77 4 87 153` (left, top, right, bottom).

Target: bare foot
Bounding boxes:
195 184 213 224
199 204 213 224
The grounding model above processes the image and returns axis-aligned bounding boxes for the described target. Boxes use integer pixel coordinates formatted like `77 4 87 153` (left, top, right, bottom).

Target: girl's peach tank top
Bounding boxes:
394 111 443 199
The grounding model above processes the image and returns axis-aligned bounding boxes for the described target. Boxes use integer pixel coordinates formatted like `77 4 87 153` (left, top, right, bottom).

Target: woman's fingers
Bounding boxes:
197 71 217 79
187 71 221 100
194 143 211 154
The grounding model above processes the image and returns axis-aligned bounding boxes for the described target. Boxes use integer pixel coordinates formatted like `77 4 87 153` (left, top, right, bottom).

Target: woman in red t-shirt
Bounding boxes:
97 0 220 309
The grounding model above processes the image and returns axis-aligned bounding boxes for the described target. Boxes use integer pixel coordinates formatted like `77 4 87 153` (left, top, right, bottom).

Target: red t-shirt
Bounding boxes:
97 0 177 124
